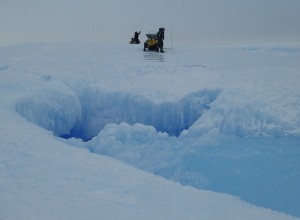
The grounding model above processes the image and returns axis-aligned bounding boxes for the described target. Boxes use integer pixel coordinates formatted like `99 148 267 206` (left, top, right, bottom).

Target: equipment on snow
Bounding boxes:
143 33 159 52
130 31 141 44
143 28 165 53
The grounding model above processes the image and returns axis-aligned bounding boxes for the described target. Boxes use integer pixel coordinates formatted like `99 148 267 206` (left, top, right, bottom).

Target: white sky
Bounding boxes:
1 0 300 46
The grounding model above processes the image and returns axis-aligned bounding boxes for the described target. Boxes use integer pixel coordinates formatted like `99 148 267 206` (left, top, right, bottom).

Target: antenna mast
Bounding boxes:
171 30 173 52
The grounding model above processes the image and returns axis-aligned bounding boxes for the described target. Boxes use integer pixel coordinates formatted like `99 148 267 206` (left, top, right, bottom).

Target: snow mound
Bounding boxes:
187 89 300 137
88 122 170 162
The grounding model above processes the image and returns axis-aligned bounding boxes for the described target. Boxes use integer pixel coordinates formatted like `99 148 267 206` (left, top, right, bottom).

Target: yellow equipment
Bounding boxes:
144 34 159 52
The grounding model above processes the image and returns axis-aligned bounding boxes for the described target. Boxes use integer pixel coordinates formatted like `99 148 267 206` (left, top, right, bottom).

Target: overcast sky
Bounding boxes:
1 0 300 46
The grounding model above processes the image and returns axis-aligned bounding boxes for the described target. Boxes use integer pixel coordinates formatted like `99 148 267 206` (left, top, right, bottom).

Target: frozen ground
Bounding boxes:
0 42 300 219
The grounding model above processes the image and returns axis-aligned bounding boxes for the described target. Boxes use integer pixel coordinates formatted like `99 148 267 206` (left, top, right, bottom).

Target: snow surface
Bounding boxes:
1 42 300 219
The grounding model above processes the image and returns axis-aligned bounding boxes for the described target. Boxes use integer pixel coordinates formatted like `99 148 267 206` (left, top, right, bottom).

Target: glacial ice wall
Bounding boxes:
15 84 221 140
15 82 300 140
70 88 220 140
15 83 81 137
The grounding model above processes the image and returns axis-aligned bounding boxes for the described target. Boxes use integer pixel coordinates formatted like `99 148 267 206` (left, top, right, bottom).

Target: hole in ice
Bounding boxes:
15 87 220 141
68 89 220 140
